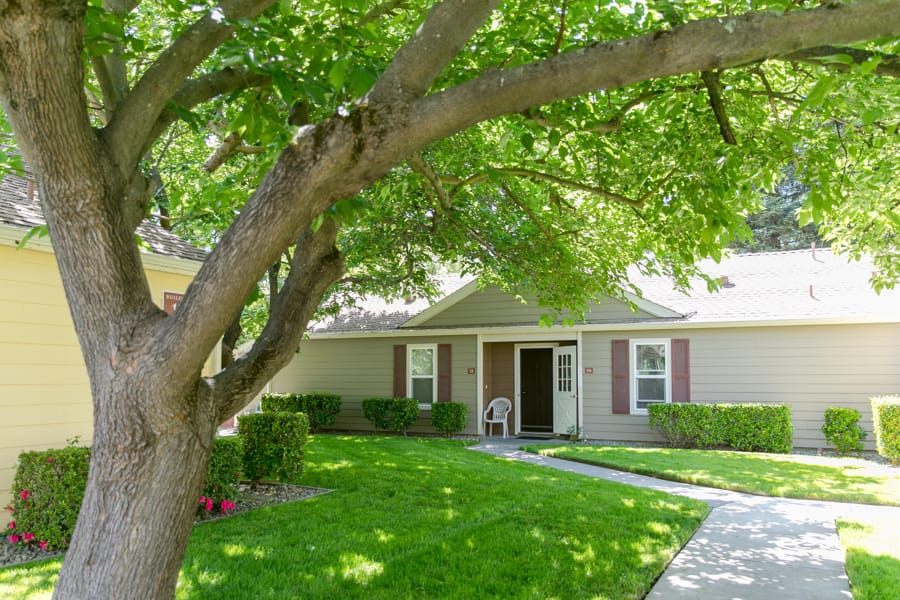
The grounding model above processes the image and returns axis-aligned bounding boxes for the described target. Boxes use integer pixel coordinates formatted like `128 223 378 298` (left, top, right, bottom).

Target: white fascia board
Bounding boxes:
0 223 53 253
622 291 683 318
306 314 900 340
0 223 203 276
400 279 481 328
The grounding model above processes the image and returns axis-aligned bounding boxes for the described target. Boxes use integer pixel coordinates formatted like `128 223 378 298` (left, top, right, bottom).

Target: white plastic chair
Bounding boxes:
483 397 512 439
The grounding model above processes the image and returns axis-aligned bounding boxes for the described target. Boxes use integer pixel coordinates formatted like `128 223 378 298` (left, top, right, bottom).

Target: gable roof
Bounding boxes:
0 169 206 263
309 247 900 336
630 248 899 325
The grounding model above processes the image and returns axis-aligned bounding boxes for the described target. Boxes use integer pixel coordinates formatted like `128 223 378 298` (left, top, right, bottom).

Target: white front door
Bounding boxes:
553 346 577 435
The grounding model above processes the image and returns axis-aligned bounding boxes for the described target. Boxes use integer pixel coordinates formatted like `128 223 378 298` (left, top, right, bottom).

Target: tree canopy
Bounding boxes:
0 0 898 597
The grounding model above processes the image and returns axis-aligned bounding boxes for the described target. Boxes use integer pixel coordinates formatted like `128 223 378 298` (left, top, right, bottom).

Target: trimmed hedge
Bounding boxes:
361 397 419 435
822 407 867 455
238 412 309 483
432 402 468 437
5 444 90 550
261 392 341 432
200 436 244 513
871 396 900 464
648 403 793 453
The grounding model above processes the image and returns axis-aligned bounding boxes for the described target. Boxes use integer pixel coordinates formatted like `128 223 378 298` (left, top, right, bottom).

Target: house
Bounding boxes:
269 247 900 449
0 169 208 500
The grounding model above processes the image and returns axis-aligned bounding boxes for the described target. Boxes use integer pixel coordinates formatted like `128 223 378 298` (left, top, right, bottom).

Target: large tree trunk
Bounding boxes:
55 380 217 598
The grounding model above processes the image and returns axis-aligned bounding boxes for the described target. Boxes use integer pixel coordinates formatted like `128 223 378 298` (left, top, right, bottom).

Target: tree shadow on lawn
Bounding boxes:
176 435 708 600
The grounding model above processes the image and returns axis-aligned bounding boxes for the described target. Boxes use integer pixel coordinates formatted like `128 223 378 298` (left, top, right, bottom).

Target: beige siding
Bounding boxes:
580 323 900 449
0 244 197 502
420 285 650 328
271 335 479 434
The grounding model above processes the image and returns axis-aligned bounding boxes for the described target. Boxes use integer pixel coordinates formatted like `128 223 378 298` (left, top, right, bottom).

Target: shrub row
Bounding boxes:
361 397 419 435
431 402 468 437
872 396 900 464
648 403 793 453
5 443 90 550
261 392 341 432
6 411 311 551
238 412 309 483
822 407 867 455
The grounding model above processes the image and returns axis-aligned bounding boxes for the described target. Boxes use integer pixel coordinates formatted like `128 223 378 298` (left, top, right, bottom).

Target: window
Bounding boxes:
631 339 670 414
408 344 437 408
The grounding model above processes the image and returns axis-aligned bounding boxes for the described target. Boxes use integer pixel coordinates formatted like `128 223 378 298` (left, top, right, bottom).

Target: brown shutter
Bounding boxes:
438 344 452 403
611 339 629 414
393 344 406 397
671 338 690 403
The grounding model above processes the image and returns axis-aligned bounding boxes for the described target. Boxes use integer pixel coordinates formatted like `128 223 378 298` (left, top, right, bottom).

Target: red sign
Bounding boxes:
467 368 476 375
163 291 184 315
584 367 594 375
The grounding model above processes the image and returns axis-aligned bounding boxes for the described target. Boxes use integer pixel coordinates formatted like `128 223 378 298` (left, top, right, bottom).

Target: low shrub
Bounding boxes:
5 443 90 550
261 392 341 432
238 412 309 483
362 397 420 435
822 407 867 455
647 404 719 448
647 403 793 453
432 402 468 437
199 436 243 515
871 396 900 464
718 404 793 453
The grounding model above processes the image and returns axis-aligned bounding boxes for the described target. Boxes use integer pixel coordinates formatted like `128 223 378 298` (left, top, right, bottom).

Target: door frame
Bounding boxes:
513 343 558 435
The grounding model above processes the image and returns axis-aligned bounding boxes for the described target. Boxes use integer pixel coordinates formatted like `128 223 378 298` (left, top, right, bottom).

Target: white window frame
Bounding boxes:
630 338 671 415
407 344 438 410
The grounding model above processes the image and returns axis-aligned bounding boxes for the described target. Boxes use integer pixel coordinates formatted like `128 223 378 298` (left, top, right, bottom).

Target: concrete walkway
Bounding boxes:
471 439 900 600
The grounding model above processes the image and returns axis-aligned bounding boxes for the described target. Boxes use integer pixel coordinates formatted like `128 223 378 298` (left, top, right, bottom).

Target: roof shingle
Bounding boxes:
0 168 206 263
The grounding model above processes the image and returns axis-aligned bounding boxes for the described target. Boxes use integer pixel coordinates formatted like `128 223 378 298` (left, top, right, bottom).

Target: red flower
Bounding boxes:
7 521 14 530
205 498 213 512
39 540 48 551
5 505 12 513
8 534 19 544
220 500 236 514
47 457 55 463
19 490 29 501
198 496 207 505
23 532 34 543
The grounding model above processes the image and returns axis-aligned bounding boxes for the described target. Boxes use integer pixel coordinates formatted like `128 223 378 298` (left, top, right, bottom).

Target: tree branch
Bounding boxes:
408 0 900 149
148 68 272 144
786 45 900 77
448 167 645 207
203 131 265 172
357 0 411 26
212 220 344 419
102 0 275 177
366 0 500 105
408 153 452 210
700 70 737 145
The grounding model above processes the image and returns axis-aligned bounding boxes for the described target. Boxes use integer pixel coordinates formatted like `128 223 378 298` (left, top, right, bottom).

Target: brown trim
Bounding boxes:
438 344 452 402
393 344 406 397
611 339 629 414
671 338 690 403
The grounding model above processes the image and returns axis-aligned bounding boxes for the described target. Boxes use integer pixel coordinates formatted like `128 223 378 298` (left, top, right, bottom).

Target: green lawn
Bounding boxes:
838 515 900 600
526 445 900 506
0 436 707 599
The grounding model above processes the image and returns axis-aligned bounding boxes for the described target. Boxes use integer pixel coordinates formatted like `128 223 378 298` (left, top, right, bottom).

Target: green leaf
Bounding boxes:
329 59 348 91
520 132 535 152
16 225 49 249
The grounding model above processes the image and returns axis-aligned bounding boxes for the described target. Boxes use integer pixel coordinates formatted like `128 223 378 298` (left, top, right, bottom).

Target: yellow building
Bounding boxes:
0 171 206 501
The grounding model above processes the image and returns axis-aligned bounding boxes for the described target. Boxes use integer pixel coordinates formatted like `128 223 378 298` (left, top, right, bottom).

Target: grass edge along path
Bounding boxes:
525 444 900 506
837 515 900 600
0 435 707 599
